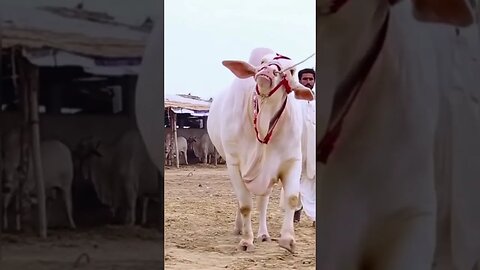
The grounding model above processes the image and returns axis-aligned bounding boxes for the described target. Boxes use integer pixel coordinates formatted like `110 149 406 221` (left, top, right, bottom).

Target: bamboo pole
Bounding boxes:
19 57 47 239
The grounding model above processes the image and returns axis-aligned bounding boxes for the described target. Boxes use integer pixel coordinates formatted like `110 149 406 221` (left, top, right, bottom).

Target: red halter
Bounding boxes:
317 12 390 164
252 70 292 144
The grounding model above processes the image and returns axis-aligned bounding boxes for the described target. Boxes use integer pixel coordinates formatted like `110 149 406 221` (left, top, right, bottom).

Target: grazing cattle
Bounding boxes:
2 128 76 230
188 133 218 165
74 130 158 226
316 0 477 269
207 48 314 252
165 133 188 165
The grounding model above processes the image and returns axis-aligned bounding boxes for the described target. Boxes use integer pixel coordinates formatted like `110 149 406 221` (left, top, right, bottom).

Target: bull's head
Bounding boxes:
186 136 197 146
74 136 103 160
73 136 103 184
222 53 315 101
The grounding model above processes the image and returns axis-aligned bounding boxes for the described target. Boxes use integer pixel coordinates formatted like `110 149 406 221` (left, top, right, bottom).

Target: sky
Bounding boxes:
165 0 315 99
2 0 315 100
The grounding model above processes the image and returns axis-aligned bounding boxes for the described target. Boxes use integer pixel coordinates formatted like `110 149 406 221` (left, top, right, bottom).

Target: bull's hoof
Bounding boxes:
279 237 296 253
238 239 255 252
256 234 271 242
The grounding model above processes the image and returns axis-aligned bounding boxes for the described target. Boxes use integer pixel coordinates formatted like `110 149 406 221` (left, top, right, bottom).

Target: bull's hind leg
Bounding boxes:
62 187 76 229
125 182 138 226
227 164 254 251
183 151 188 165
15 192 22 231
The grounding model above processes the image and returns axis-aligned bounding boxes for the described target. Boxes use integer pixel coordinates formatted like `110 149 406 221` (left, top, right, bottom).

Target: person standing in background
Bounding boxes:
430 0 480 268
294 68 316 226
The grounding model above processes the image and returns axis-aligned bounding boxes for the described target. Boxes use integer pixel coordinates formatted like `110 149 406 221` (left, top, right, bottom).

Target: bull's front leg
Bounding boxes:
203 151 208 165
227 164 254 251
256 193 272 242
183 151 188 165
233 204 242 235
279 161 301 253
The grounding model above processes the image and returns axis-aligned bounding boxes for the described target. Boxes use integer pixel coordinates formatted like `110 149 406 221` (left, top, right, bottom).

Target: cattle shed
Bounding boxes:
164 93 211 167
0 5 157 238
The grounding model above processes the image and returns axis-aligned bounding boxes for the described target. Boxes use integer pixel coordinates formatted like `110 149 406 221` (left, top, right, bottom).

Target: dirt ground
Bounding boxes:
0 225 163 270
164 165 316 270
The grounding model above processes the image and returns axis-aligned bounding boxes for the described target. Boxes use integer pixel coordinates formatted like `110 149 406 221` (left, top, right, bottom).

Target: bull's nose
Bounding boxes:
260 66 276 77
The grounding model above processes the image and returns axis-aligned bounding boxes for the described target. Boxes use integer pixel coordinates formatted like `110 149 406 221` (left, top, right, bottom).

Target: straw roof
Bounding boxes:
1 5 150 58
165 94 211 111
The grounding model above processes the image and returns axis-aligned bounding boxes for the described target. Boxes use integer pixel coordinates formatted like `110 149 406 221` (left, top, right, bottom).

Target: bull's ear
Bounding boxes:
412 0 474 27
291 81 315 101
222 60 256 79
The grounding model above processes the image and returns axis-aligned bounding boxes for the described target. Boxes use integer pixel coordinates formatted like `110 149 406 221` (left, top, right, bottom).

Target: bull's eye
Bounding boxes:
268 64 281 74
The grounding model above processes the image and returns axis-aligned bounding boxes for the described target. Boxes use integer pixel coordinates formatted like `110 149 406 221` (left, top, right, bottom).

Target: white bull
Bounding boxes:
207 48 314 252
316 0 477 269
75 130 158 226
188 133 218 165
165 134 188 165
2 128 76 230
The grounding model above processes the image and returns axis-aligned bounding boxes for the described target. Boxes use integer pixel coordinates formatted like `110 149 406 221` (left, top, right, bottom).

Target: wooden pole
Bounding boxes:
18 51 30 233
172 112 179 168
7 47 29 233
19 57 47 239
0 15 4 261
167 109 173 166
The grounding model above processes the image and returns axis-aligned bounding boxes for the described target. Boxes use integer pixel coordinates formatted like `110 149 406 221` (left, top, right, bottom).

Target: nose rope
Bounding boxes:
251 52 315 144
279 52 316 74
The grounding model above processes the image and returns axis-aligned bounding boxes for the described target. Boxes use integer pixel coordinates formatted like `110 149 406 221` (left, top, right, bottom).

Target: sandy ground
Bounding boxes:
0 225 163 270
164 165 316 270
